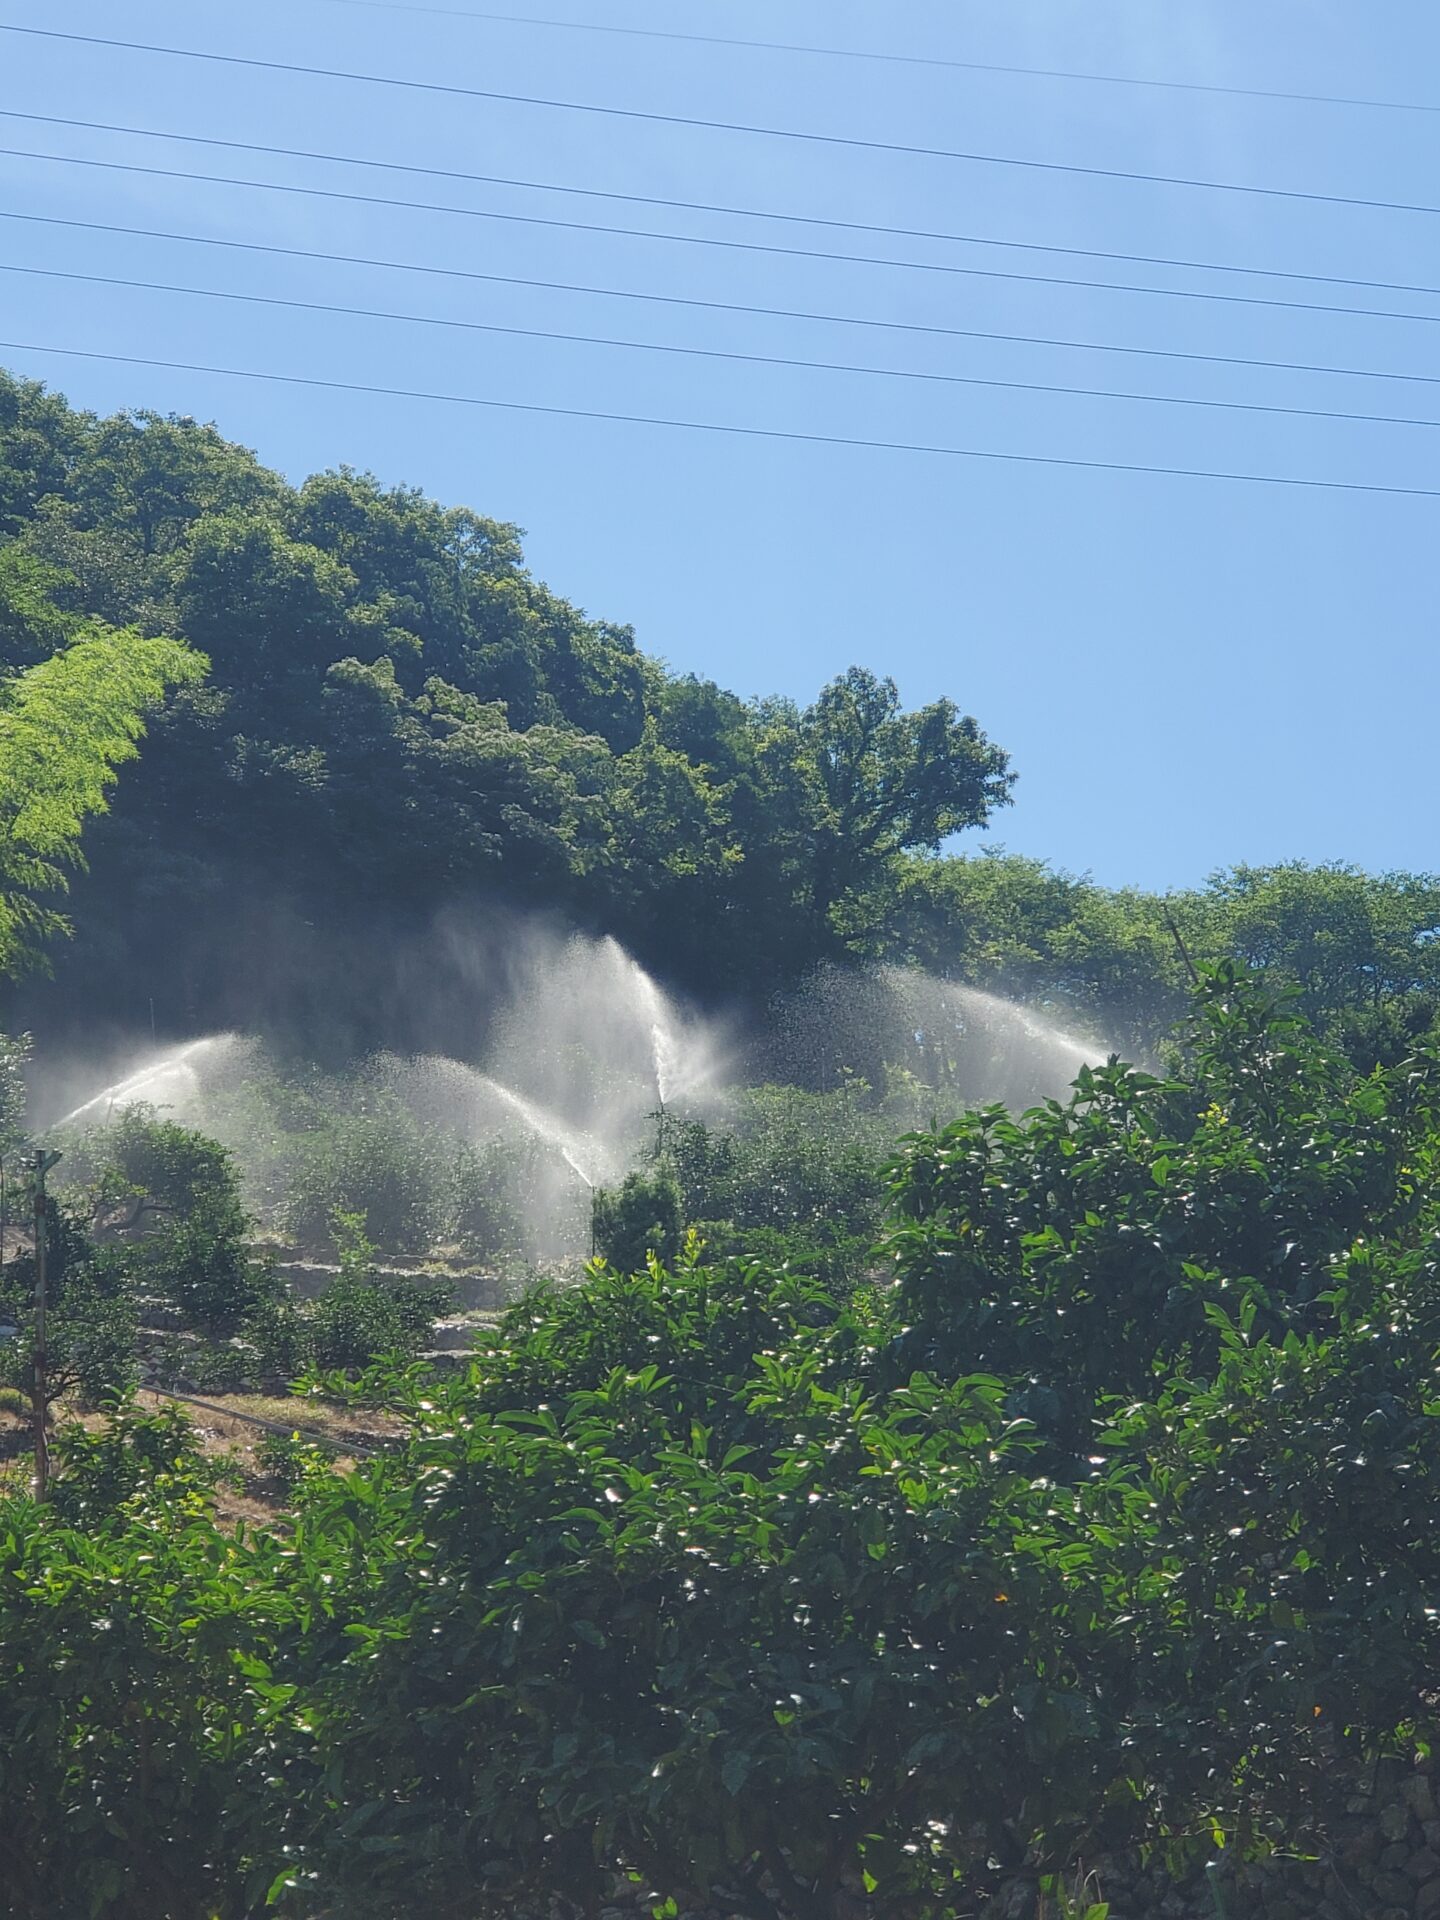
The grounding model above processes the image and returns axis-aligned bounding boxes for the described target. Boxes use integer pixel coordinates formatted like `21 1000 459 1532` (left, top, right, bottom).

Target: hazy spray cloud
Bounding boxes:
31 911 1122 1263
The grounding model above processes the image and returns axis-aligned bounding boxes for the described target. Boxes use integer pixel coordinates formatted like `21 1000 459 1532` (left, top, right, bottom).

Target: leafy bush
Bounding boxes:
303 1213 450 1370
237 1296 313 1386
3 974 1440 1918
77 1107 244 1221
658 1083 893 1249
256 1428 331 1492
143 1210 280 1338
66 1110 277 1336
306 1272 448 1372
49 1398 218 1524
591 1166 683 1272
687 1217 872 1286
285 1101 451 1252
0 1205 136 1415
885 966 1431 1451
0 1408 314 1920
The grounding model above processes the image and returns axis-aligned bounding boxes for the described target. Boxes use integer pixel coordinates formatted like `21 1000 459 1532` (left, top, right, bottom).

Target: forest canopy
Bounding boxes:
6 374 1440 1920
0 369 1013 1037
3 366 1440 1068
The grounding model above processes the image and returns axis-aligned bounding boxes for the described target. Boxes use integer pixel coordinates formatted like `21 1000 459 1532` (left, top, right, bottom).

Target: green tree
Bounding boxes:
591 1165 683 1271
0 1030 29 1160
0 1404 310 1920
800 667 1013 945
67 408 281 560
0 545 77 668
1205 862 1440 1058
75 1112 277 1337
0 621 205 973
304 1211 450 1370
0 1205 136 1421
0 368 85 536
175 510 363 686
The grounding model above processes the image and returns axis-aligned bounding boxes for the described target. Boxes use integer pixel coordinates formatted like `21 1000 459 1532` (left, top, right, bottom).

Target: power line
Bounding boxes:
10 208 1440 393
11 260 1438 432
296 0 1440 116
10 146 1440 330
7 24 1440 218
10 109 1440 306
4 338 1437 497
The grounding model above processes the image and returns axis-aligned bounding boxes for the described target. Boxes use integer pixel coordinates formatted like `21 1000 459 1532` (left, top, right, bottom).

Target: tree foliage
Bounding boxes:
0 370 1011 1024
1 978 1439 1917
0 1204 135 1416
5 368 1439 1061
0 617 204 973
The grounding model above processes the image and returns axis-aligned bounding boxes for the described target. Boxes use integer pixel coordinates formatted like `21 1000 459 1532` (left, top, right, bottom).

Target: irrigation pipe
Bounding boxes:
140 1384 390 1457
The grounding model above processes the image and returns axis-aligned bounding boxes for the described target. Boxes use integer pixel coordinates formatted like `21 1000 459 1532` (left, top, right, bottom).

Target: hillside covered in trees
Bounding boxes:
5 367 1440 1063
7 372 1440 1920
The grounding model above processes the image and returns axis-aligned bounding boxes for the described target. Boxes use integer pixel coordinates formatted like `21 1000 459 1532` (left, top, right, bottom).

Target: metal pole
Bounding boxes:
1163 902 1202 988
30 1148 61 1502
32 1157 48 1501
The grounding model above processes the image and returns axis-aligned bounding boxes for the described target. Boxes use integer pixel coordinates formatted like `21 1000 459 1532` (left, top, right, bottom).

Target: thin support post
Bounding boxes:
32 1169 48 1500
30 1148 62 1502
1163 903 1202 988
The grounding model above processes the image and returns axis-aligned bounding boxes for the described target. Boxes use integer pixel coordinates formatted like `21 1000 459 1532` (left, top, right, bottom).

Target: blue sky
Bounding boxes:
1 0 1437 889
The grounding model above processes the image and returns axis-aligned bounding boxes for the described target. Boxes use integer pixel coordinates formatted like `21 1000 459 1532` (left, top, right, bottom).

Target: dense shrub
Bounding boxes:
48 1397 218 1524
687 1217 872 1287
0 1205 136 1415
230 1214 451 1382
305 1268 450 1371
2 976 1440 1918
591 1166 683 1272
256 1427 332 1492
130 1205 279 1338
0 1409 314 1920
77 1107 245 1221
305 1213 451 1370
64 1110 277 1336
660 1084 893 1242
886 967 1433 1452
285 1100 450 1252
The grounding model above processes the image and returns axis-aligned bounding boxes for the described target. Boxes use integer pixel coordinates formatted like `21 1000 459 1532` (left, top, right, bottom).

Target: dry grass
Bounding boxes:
0 1389 403 1521
162 1390 404 1444
130 1389 405 1517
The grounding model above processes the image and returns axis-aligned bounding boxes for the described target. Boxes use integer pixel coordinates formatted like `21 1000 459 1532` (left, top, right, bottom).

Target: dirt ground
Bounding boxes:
0 1387 406 1519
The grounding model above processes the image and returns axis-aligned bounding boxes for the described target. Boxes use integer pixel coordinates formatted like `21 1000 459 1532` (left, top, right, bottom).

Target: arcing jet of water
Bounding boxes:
51 1035 238 1130
472 1073 599 1189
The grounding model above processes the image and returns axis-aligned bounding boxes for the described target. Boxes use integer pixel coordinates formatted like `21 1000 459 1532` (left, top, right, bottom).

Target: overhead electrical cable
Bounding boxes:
9 208 1440 392
9 147 1440 329
294 0 1440 115
8 109 1440 305
7 24 1440 217
4 338 1437 498
10 260 1439 432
